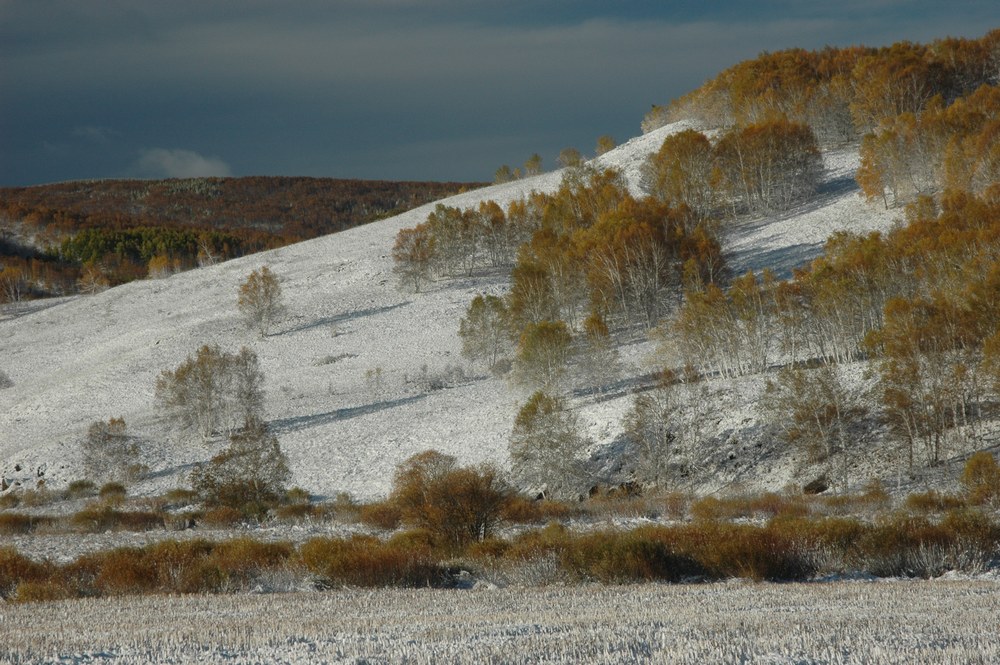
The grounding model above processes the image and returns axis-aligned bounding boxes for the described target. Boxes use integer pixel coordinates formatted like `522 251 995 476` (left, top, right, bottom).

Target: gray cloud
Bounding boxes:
1 2 997 185
136 148 232 179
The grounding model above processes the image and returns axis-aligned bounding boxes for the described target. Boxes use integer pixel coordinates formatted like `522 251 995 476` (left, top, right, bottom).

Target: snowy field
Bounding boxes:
0 122 900 501
2 580 998 664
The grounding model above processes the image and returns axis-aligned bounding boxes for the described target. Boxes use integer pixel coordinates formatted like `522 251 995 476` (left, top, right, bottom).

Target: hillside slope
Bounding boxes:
0 122 899 500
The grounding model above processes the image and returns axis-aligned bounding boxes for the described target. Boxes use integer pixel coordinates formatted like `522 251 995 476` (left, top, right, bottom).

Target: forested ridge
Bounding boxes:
0 176 481 300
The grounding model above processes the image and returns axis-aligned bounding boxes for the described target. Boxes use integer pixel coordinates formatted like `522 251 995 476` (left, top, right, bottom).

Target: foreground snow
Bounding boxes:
0 123 899 500
3 581 998 663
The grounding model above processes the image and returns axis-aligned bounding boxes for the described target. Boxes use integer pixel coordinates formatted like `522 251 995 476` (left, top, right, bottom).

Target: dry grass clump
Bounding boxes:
0 547 49 599
13 538 298 600
0 491 20 509
689 492 810 521
18 487 55 507
357 500 403 530
559 528 706 583
0 512 55 535
98 481 127 505
501 496 580 523
299 534 447 588
906 490 967 513
63 480 97 500
69 505 163 533
815 480 892 516
200 506 244 527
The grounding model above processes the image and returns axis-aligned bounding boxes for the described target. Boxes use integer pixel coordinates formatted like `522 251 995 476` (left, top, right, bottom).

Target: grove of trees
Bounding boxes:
155 345 265 442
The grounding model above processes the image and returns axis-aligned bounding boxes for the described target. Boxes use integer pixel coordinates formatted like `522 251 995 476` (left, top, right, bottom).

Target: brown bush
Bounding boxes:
466 537 511 559
19 487 55 507
200 506 244 527
505 522 573 561
274 502 322 523
64 480 97 500
962 451 1000 505
70 506 163 533
690 493 809 521
299 535 446 588
99 481 127 504
13 580 73 603
357 500 402 530
0 547 48 599
209 538 294 585
501 496 577 524
0 492 20 509
560 529 705 583
145 539 216 591
389 451 512 551
905 491 966 513
0 513 54 535
678 522 813 581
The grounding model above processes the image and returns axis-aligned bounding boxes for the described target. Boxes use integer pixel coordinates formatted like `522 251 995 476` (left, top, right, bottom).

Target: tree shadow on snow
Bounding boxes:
727 242 823 279
269 394 427 434
276 301 411 336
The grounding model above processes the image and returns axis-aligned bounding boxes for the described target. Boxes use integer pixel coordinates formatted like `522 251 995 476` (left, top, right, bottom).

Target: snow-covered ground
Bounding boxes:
0 122 902 501
4 581 999 663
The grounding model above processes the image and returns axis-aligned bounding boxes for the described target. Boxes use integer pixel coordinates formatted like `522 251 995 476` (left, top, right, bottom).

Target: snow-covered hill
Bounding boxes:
0 123 899 500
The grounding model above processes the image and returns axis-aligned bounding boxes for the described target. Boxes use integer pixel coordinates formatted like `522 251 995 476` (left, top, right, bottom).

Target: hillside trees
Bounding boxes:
858 85 1000 206
155 345 264 442
238 266 284 338
510 392 590 500
714 120 824 214
642 129 716 219
513 320 574 390
458 294 513 373
762 365 864 475
595 135 617 156
392 223 436 292
81 417 144 484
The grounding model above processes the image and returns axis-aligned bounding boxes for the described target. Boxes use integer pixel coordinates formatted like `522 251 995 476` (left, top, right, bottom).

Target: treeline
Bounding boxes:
0 176 481 300
646 30 1000 147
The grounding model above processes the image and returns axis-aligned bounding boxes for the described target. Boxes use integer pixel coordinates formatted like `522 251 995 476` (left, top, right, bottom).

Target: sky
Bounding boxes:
0 1 997 186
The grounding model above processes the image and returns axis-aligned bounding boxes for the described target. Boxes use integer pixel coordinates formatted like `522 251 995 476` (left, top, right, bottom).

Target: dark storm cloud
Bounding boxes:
0 1 996 185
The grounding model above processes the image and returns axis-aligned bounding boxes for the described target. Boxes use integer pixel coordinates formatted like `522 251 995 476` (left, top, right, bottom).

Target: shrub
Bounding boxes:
505 522 573 561
690 493 810 521
680 522 813 581
274 503 320 523
64 480 97 500
190 417 290 519
163 487 199 507
962 451 1000 505
70 506 163 533
201 506 244 528
209 538 294 586
299 536 447 588
14 580 73 603
358 500 402 530
389 451 512 551
0 547 48 599
19 487 54 507
0 492 20 509
905 491 966 513
560 529 705 583
99 481 127 503
0 513 34 535
501 496 577 524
